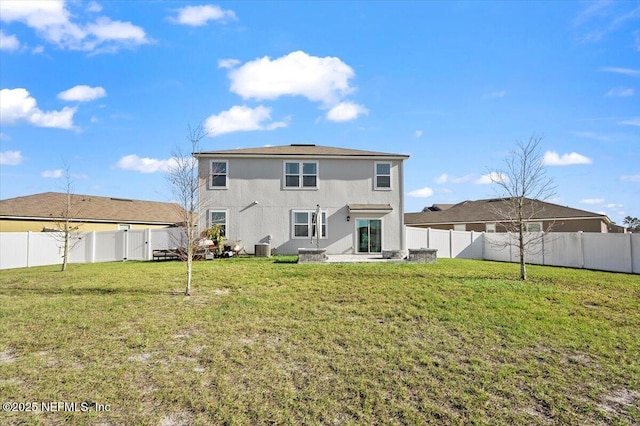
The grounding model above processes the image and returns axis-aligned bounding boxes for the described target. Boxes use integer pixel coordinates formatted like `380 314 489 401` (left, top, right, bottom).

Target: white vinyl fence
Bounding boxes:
406 227 639 274
2 227 638 274
0 228 183 270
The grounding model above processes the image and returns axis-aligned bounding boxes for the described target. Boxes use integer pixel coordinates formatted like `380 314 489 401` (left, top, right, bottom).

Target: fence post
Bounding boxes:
542 231 545 266
90 231 96 263
449 229 453 258
427 227 431 249
630 232 634 274
579 231 584 269
26 231 31 268
145 229 152 261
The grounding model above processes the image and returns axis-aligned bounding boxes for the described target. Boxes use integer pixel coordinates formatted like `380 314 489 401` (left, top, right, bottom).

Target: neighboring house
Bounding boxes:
195 144 409 255
405 198 617 233
0 192 183 232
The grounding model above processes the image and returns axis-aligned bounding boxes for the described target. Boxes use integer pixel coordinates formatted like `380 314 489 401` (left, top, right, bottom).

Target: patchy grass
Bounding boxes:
0 258 638 425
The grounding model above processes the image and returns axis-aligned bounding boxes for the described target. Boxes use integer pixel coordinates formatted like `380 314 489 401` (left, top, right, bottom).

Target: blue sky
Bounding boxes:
1 1 638 225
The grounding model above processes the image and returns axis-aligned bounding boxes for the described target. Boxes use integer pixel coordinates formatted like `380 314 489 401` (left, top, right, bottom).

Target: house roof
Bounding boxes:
0 192 184 225
195 144 409 159
405 198 611 225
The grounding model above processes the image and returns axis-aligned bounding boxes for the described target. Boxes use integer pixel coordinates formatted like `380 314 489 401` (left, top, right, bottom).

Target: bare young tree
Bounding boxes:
489 135 556 280
165 124 208 296
50 164 83 272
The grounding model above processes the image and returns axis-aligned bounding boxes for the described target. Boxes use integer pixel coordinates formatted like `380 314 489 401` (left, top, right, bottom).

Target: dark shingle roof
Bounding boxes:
195 144 409 159
0 192 184 224
405 198 610 225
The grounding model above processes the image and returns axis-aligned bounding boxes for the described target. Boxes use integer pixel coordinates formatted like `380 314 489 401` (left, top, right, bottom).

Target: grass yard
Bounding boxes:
0 258 638 425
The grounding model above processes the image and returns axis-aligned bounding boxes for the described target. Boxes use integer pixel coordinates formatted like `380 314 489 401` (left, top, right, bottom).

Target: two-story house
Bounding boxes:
195 144 409 255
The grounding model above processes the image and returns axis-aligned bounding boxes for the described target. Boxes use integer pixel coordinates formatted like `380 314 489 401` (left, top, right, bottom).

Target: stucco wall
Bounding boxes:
198 156 405 255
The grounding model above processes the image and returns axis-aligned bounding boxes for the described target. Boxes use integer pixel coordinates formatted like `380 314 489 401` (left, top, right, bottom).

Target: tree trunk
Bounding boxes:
61 225 69 272
185 257 192 296
519 229 526 280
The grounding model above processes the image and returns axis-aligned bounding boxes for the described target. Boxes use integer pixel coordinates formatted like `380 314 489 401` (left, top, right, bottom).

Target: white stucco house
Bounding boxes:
195 144 409 255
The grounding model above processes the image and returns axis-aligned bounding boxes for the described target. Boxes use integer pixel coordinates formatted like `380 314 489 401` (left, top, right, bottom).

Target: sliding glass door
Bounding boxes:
356 219 382 253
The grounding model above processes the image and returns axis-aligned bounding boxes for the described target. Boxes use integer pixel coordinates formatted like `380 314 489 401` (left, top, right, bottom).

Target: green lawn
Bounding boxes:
0 258 638 425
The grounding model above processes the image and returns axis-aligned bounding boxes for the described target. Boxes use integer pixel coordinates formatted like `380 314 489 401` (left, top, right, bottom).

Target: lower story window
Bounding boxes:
292 210 327 238
208 210 227 237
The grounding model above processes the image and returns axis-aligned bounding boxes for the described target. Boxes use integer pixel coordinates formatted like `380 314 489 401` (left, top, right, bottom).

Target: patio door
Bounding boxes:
356 219 382 253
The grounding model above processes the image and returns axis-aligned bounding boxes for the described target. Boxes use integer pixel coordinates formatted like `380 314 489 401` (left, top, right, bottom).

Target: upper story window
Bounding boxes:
284 161 318 189
375 162 391 190
210 160 228 189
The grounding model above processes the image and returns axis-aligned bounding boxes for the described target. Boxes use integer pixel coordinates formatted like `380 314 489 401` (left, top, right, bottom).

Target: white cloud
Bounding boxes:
57 85 106 102
0 0 150 53
218 58 240 69
580 198 604 204
171 5 237 26
475 172 508 185
204 105 288 137
86 2 102 13
0 88 76 129
0 30 20 51
407 186 434 198
415 130 423 138
41 169 63 178
618 117 640 126
436 173 475 184
601 67 640 77
606 203 623 208
435 173 448 184
543 151 592 166
326 102 368 122
116 155 178 174
227 51 356 105
606 87 634 97
621 174 640 182
0 150 22 165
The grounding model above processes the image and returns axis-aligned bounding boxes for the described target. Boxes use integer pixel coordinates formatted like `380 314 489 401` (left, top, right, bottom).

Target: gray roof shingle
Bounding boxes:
195 144 409 158
405 198 610 225
0 192 184 224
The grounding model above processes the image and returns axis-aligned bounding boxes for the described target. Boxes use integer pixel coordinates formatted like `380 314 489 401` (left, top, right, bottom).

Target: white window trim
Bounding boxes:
117 224 132 231
283 160 319 190
207 209 228 237
485 223 496 233
374 161 392 190
453 224 466 231
291 209 327 239
209 160 229 189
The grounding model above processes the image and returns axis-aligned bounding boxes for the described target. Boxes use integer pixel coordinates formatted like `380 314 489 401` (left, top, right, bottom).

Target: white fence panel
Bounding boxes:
633 234 640 274
483 233 513 263
149 228 183 251
26 232 64 267
583 233 632 273
405 227 430 251
94 231 123 262
543 233 583 268
430 229 451 258
0 233 29 269
69 232 90 264
453 231 483 259
125 230 147 261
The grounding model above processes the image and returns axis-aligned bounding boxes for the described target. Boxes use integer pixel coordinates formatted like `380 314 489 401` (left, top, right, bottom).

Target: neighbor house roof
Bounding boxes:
405 198 611 226
195 144 409 159
0 192 184 225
